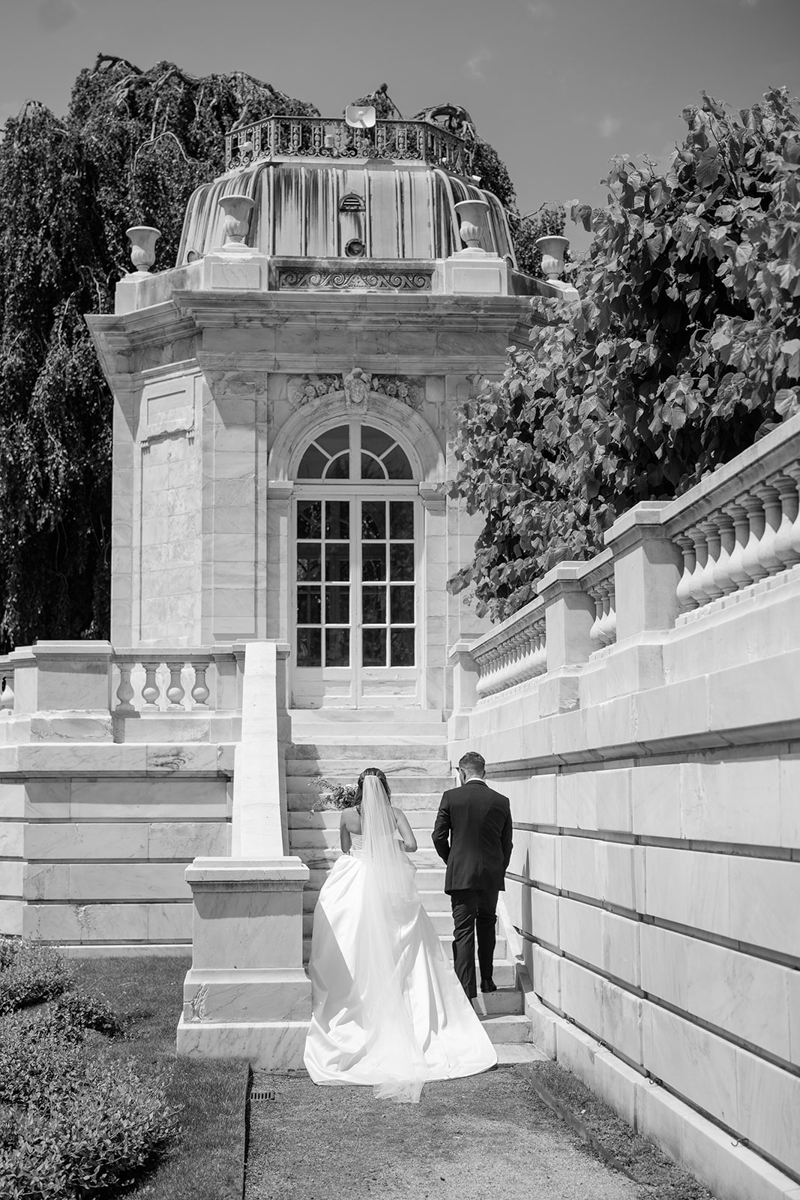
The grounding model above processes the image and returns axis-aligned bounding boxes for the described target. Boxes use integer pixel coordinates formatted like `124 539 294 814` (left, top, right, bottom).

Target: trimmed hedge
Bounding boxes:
0 940 177 1199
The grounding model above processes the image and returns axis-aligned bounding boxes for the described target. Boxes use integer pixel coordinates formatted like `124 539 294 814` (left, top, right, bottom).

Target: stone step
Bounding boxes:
301 866 447 893
301 934 515 984
478 1014 532 1045
287 742 448 759
301 887 448 916
472 988 524 1017
290 708 445 726
288 790 448 812
495 1044 547 1064
285 758 452 778
288 809 440 830
287 775 451 796
302 908 460 939
290 827 442 851
295 847 444 870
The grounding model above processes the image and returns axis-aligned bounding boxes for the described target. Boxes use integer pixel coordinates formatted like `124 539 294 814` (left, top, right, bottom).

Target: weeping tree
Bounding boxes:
0 58 319 652
449 87 800 619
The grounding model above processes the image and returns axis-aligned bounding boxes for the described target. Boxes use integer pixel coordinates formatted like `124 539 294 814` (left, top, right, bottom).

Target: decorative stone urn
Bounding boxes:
454 199 490 252
125 226 161 275
218 194 255 251
535 235 570 280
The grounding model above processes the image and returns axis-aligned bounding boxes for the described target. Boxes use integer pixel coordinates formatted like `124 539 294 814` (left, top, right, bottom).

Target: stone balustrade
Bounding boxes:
454 413 800 706
110 647 244 715
226 116 474 175
660 421 800 621
470 598 547 700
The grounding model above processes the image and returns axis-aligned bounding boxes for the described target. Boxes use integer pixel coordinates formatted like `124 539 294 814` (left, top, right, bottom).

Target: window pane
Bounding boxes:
362 586 386 624
361 453 385 480
297 586 321 624
389 544 414 581
390 628 415 667
297 628 322 667
325 586 350 623
297 501 322 539
363 628 386 667
297 543 322 581
390 501 414 540
317 426 350 455
325 501 350 540
361 501 385 540
324 452 350 479
390 586 415 624
298 445 327 479
383 445 413 479
325 628 350 667
361 427 393 455
362 544 386 581
325 544 350 581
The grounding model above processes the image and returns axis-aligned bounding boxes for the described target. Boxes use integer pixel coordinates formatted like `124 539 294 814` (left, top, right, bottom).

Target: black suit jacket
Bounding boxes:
431 779 513 894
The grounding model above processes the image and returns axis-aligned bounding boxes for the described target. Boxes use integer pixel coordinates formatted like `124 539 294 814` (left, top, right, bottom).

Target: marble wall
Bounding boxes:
451 567 800 1194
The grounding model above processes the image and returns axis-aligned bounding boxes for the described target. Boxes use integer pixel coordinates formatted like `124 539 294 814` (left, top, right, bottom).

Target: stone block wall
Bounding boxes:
0 744 232 954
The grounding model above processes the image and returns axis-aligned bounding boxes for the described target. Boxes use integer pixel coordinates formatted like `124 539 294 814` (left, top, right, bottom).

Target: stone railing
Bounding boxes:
469 598 547 700
226 116 475 176
660 426 800 622
451 412 800 707
111 648 242 714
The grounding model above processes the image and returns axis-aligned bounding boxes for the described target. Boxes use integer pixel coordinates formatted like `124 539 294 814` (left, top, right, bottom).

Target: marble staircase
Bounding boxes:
285 708 533 1055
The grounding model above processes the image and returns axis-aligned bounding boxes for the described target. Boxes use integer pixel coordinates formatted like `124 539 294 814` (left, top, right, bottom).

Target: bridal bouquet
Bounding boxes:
311 777 359 811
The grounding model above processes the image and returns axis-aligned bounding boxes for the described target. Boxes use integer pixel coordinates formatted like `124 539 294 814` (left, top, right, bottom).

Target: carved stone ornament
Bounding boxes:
287 374 342 408
343 367 372 410
371 374 425 410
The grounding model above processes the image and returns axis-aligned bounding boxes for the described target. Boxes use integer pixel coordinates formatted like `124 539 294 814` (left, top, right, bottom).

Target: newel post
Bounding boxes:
448 642 480 711
604 502 682 640
536 565 596 715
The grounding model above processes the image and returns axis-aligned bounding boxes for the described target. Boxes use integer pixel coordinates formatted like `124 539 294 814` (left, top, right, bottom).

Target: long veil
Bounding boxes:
355 776 428 1103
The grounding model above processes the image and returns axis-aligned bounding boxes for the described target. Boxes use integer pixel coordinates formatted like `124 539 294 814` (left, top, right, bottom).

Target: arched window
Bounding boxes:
297 424 413 481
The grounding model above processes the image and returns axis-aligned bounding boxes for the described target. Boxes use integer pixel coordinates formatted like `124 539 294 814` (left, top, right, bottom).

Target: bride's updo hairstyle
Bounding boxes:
356 767 391 804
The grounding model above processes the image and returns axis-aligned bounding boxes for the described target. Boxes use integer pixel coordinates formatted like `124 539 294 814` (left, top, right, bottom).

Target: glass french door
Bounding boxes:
292 491 420 707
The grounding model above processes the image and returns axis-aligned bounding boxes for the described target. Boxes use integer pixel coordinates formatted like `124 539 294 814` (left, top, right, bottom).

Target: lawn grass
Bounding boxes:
73 955 249 1200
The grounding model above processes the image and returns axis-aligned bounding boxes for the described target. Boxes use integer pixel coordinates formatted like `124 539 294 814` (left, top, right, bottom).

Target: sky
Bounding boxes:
0 0 798 252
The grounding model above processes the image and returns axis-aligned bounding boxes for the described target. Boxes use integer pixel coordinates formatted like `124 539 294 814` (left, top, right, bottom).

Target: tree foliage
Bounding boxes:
510 203 567 278
0 58 318 652
449 87 800 619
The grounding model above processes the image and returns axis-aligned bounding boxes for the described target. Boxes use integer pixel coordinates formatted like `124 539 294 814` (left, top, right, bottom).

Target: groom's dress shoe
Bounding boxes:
480 979 497 993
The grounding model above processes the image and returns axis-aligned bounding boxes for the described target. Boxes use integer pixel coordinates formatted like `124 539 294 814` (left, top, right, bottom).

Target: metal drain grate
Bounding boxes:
250 1088 276 1102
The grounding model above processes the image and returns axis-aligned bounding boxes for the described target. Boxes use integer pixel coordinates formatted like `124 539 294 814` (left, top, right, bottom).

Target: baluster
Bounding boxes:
166 660 186 709
675 533 698 611
0 673 14 713
590 590 604 649
725 501 753 591
773 473 800 568
115 662 135 714
754 482 787 576
141 662 161 710
191 662 210 708
740 493 769 584
710 511 737 596
686 526 712 608
605 587 617 645
698 518 724 601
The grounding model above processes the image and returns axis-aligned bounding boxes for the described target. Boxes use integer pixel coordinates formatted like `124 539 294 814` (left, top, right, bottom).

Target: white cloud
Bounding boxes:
598 115 622 138
527 1 554 15
465 50 491 80
37 0 79 29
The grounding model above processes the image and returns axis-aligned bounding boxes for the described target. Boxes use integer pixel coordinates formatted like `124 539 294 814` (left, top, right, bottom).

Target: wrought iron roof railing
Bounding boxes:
225 116 477 176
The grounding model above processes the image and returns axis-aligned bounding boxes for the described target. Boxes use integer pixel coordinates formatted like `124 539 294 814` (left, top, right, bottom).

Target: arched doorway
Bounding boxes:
292 419 422 708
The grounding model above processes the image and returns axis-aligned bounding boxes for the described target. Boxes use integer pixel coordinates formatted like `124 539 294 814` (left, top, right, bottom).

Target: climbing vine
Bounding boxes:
449 87 800 619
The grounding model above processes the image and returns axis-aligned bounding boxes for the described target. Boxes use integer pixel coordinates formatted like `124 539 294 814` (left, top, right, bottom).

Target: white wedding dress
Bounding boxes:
303 777 497 1102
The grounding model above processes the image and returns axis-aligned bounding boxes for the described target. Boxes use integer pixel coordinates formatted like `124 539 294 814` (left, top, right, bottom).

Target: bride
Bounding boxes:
303 767 497 1103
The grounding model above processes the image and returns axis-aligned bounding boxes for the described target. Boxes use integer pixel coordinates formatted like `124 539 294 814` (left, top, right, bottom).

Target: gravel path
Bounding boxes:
244 1064 641 1200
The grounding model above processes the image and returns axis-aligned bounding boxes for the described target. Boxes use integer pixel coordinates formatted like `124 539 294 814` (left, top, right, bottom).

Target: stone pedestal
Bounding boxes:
443 250 510 296
176 856 311 1068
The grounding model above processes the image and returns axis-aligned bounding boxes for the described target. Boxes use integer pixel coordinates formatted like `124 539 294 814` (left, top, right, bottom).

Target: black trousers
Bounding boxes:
449 887 499 1000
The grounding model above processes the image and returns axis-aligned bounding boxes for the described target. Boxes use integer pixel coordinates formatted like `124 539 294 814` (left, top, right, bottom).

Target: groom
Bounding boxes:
432 751 513 1000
